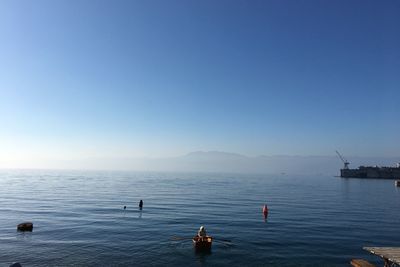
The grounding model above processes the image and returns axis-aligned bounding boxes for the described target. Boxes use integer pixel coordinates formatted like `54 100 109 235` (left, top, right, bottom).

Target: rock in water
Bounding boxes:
10 262 22 267
17 222 33 232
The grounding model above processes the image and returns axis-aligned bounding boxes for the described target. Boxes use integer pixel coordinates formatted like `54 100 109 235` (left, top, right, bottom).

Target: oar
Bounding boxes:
171 236 193 241
212 239 233 248
213 237 232 243
213 239 232 245
172 236 233 245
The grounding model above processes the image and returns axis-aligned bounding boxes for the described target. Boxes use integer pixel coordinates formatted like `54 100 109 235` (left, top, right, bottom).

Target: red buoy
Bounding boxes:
262 204 268 217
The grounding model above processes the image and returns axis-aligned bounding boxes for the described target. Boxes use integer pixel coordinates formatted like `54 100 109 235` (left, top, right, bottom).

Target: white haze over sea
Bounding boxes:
2 151 399 176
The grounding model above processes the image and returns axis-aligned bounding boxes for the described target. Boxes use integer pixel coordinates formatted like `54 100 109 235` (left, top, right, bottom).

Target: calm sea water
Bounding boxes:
0 170 399 266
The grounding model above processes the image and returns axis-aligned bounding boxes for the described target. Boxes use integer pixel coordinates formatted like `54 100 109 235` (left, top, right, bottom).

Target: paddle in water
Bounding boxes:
172 236 232 245
171 236 193 241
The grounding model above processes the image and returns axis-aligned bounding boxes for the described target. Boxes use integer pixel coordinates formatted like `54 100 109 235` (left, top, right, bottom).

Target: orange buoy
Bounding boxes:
262 204 268 217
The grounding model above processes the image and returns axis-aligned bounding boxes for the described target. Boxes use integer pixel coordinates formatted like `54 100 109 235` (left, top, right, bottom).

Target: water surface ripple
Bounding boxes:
0 170 399 266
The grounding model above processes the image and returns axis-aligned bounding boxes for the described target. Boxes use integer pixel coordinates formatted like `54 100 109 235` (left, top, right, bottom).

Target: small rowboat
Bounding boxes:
193 236 212 251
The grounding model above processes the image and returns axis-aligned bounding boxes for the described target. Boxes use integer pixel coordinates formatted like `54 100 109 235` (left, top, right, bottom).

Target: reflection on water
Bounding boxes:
195 249 212 266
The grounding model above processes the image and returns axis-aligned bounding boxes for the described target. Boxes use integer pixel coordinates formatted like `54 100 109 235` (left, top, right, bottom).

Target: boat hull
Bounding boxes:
193 236 212 251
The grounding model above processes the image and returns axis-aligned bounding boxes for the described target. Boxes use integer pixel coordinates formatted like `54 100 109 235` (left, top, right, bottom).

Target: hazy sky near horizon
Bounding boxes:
1 0 399 166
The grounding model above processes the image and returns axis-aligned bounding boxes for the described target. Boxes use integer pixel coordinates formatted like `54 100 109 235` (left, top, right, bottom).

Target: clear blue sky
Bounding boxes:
0 0 399 166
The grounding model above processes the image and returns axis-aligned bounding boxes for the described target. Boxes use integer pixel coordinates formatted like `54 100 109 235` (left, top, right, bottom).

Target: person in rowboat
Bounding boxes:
197 226 207 240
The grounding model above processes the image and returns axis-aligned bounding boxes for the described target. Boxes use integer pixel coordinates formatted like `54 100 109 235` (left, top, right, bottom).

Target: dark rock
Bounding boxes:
10 262 22 267
17 222 33 232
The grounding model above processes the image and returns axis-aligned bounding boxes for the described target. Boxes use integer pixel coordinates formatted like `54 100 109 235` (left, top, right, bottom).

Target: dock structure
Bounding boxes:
350 259 376 267
364 247 400 267
336 151 400 179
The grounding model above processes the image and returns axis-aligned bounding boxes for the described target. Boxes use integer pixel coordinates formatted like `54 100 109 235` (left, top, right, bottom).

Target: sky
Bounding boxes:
0 0 399 168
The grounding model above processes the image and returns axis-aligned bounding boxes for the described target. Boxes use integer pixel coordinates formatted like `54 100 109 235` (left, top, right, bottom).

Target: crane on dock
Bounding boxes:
336 151 349 169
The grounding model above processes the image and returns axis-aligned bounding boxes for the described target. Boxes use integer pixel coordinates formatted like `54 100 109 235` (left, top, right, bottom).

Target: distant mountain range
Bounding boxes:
5 151 399 175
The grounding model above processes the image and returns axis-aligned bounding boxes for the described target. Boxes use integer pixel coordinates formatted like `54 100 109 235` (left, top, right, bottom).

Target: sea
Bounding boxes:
0 170 399 267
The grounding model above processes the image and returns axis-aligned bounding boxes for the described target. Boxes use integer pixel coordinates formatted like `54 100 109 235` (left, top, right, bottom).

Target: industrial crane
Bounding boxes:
336 151 349 169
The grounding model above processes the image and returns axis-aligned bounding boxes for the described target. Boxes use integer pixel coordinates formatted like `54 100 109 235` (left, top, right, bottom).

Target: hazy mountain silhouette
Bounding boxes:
6 151 399 175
